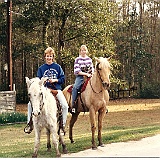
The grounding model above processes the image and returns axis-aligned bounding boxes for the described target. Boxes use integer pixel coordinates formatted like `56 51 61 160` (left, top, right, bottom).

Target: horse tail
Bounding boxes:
63 85 72 107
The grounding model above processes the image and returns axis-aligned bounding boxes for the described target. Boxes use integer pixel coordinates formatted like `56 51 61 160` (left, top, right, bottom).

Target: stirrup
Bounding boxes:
24 123 33 134
58 126 66 136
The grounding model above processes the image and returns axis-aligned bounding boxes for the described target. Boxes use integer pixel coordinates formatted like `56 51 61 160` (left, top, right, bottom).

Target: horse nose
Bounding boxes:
102 82 110 89
32 111 41 116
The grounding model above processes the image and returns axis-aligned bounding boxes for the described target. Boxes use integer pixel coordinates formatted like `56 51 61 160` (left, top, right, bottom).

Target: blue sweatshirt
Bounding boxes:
37 63 65 90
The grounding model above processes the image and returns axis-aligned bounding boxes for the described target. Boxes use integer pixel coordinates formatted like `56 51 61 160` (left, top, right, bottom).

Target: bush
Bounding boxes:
139 82 160 98
0 112 27 124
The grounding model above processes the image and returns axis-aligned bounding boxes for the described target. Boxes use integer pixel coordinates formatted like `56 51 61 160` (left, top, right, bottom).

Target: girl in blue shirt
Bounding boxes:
25 47 69 134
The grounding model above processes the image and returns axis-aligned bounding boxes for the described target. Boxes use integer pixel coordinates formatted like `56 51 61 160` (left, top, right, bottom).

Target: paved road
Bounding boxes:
62 134 160 158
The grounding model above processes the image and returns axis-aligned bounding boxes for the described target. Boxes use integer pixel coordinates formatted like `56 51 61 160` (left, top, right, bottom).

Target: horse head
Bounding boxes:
26 77 46 117
95 57 111 90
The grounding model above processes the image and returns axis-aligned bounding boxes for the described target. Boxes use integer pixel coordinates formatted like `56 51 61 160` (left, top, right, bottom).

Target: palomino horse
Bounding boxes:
63 57 111 149
26 77 67 157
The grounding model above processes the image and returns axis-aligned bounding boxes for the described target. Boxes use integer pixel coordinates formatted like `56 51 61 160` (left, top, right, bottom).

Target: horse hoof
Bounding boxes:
47 148 51 152
92 146 97 150
56 153 61 157
100 144 105 147
63 149 68 154
32 153 37 158
71 140 75 143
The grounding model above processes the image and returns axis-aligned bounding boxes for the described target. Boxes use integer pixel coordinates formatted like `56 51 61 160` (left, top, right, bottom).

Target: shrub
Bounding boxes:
139 82 160 98
0 112 27 124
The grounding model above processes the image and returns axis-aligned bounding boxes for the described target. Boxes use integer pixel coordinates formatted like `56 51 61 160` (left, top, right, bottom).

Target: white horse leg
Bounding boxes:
89 108 97 149
32 127 41 158
51 126 61 157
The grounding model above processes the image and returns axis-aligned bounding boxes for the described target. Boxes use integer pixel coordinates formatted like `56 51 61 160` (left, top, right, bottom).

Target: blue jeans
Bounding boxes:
72 75 84 107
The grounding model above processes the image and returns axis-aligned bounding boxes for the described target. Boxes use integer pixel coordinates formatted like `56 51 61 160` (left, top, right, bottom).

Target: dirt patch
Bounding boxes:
108 98 160 112
16 98 160 114
9 98 160 158
16 104 27 114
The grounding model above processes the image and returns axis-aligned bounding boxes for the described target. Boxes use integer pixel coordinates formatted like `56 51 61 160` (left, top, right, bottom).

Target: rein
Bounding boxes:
89 63 104 94
28 82 44 114
96 63 105 84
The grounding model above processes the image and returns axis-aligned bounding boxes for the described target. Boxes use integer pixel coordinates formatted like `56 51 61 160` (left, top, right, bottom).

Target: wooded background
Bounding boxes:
0 0 159 103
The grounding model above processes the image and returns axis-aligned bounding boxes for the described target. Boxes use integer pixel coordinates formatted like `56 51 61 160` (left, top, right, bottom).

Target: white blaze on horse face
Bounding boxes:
27 78 43 116
95 57 111 89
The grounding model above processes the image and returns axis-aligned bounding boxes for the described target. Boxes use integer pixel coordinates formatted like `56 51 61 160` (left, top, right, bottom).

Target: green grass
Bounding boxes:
0 112 27 124
0 123 160 158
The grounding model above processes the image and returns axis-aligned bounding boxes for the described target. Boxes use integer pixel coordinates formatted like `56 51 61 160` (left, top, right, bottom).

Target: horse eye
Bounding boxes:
28 93 31 97
98 66 102 70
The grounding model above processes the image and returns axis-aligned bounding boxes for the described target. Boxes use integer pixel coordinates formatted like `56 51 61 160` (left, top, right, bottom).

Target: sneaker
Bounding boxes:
71 108 76 113
24 123 33 134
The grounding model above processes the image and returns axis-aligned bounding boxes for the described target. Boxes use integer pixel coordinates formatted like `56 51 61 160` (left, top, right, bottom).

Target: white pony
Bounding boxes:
25 77 67 157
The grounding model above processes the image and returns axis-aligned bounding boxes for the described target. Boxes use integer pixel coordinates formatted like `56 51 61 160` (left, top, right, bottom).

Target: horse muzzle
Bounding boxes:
102 82 110 90
32 110 41 116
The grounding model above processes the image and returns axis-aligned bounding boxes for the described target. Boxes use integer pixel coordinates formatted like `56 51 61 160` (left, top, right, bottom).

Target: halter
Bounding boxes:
28 82 44 115
96 63 104 84
97 62 110 88
89 62 103 94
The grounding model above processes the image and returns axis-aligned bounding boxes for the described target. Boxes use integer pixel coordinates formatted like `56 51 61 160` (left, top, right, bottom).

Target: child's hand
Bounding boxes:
49 79 58 83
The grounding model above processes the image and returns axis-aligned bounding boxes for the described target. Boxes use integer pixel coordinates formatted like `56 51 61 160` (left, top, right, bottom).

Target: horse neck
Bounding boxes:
41 88 54 111
91 71 104 91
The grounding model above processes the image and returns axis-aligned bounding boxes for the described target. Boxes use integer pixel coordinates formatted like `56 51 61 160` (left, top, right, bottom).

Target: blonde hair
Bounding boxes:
44 47 55 57
79 45 88 53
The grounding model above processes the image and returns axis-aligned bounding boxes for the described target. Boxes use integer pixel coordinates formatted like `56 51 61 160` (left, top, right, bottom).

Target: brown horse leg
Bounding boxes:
46 128 51 152
89 108 97 149
59 134 68 154
69 112 80 143
98 107 106 147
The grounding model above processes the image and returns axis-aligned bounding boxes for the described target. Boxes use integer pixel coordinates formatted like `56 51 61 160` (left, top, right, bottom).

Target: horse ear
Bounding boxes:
95 57 100 63
25 77 31 88
39 77 45 86
107 56 112 61
39 77 47 86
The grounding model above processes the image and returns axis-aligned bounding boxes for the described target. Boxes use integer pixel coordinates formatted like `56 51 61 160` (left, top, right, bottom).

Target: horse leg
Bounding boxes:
98 107 106 147
89 108 97 150
46 128 51 152
59 133 68 154
69 112 80 143
51 126 61 157
32 127 41 158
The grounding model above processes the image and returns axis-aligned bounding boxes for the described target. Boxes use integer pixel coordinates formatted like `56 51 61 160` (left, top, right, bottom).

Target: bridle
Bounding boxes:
89 62 102 94
89 62 110 93
28 82 44 116
96 62 106 84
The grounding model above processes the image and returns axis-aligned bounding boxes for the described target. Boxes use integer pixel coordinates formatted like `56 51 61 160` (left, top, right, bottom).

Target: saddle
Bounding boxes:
67 77 91 113
67 77 91 94
49 90 65 135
